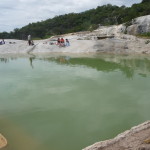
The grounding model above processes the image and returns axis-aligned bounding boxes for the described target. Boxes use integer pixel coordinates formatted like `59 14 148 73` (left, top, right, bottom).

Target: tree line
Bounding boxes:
0 0 149 39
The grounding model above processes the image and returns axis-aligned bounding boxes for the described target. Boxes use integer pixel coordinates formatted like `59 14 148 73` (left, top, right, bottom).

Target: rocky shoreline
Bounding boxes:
0 15 149 55
0 33 149 55
83 121 150 150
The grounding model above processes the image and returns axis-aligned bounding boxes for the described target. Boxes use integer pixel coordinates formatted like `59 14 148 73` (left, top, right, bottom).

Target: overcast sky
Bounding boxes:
0 0 142 32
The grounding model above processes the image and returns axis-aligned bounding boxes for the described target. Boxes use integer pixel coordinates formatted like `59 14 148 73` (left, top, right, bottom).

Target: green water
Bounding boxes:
0 54 150 150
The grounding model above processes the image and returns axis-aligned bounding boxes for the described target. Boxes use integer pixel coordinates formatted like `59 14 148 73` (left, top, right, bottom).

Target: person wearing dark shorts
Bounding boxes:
28 35 31 45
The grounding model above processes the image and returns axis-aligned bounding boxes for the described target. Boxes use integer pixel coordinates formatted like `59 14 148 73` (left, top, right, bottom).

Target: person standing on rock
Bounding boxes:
28 35 31 46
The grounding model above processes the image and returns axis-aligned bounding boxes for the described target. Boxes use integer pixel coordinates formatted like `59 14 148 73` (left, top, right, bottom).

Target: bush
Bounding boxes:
138 32 150 39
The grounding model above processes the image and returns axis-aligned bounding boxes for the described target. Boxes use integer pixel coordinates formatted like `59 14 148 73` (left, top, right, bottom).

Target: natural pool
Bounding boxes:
0 54 150 150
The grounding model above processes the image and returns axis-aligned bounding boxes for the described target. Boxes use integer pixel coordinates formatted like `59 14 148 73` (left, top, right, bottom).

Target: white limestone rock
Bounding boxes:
127 15 150 35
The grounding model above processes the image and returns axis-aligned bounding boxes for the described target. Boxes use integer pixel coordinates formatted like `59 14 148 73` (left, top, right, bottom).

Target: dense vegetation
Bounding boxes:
0 0 150 39
137 32 150 38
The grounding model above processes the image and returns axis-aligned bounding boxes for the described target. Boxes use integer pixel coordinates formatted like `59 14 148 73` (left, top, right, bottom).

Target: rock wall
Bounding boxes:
94 15 150 36
127 15 150 35
94 24 126 36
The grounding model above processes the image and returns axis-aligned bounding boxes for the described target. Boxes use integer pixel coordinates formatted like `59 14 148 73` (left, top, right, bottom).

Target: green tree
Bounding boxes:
0 0 149 39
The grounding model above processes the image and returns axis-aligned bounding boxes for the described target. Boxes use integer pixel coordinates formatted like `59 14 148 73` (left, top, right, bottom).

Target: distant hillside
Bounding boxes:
0 0 150 39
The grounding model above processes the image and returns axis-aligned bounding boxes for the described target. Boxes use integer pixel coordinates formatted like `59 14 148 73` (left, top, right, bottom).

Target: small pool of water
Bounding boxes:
0 54 150 150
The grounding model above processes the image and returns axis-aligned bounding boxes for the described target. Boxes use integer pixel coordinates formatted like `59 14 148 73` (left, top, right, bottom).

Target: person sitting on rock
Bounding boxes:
0 39 5 45
57 38 61 45
65 39 70 46
2 39 5 44
60 38 65 47
31 40 34 45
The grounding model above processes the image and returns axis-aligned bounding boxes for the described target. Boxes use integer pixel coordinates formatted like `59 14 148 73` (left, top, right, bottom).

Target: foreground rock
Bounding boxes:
83 121 150 150
0 134 7 149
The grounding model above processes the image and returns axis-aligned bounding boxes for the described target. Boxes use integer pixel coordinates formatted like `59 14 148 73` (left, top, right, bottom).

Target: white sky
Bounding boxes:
0 0 142 32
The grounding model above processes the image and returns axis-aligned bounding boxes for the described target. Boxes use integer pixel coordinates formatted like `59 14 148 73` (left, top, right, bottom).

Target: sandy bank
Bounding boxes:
83 121 150 150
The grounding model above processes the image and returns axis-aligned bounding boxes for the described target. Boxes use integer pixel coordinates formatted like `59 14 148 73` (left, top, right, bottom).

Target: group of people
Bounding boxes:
27 34 70 47
57 38 70 47
0 39 5 45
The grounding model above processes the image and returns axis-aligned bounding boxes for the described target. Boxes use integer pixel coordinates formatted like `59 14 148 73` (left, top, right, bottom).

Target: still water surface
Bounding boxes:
0 54 150 150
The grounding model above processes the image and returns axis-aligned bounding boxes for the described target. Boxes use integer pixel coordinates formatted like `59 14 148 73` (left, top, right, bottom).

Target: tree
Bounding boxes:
0 0 149 39
142 0 149 3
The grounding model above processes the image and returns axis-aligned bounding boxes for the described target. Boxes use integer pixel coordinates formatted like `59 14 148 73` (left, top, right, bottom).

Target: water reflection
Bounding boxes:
0 56 36 69
0 54 150 150
0 58 9 63
29 57 35 69
0 55 150 79
41 56 150 79
0 57 17 63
